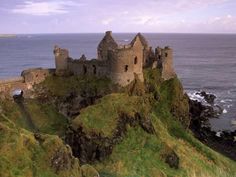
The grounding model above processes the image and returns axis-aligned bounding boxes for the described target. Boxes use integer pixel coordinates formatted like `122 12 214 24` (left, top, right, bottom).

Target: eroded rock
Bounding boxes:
65 112 155 164
165 150 179 169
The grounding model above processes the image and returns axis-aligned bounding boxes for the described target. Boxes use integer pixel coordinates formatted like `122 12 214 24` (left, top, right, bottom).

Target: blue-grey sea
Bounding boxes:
0 33 236 131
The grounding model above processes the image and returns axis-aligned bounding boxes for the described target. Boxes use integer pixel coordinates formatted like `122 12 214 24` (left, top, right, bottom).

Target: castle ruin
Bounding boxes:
54 31 176 86
0 31 176 99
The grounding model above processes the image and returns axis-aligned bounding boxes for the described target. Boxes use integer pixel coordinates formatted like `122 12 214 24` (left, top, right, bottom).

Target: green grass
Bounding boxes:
0 99 68 136
0 115 82 177
0 69 236 177
40 75 115 97
72 93 151 137
25 99 68 136
94 113 236 177
72 69 236 177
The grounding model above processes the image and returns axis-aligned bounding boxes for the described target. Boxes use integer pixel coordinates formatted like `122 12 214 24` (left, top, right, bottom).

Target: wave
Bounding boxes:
223 109 227 114
220 99 233 103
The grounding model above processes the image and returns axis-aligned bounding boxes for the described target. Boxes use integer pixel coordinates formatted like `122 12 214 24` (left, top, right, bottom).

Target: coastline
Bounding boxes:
0 34 16 38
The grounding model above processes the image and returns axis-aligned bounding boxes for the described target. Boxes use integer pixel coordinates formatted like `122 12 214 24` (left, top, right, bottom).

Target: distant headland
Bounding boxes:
0 34 16 38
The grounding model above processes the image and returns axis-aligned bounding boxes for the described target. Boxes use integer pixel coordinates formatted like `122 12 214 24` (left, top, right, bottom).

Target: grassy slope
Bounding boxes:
0 99 67 136
71 69 236 177
0 114 82 177
0 75 112 177
0 72 235 177
40 75 114 97
74 97 236 176
72 93 151 137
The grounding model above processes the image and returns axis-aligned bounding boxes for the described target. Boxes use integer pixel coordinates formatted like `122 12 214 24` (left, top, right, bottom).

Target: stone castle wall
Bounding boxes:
53 31 176 86
107 40 144 86
0 77 26 98
1 32 176 99
109 48 135 86
0 68 54 99
68 59 108 77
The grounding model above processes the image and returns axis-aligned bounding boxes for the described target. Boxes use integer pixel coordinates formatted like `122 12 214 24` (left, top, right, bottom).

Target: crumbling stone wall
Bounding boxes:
0 68 54 99
53 31 176 87
97 31 118 61
21 68 54 86
0 77 27 99
68 59 108 77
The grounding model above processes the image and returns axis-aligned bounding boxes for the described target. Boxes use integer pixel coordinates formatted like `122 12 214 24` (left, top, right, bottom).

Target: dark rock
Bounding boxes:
34 133 45 143
50 147 73 174
189 97 236 161
196 91 216 105
65 112 155 164
58 91 102 118
165 150 179 169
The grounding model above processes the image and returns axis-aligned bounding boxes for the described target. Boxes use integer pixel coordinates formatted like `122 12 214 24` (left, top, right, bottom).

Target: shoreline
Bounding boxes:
189 94 236 161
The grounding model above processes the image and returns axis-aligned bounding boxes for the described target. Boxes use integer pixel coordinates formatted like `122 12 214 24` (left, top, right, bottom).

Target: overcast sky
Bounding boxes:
1 0 236 34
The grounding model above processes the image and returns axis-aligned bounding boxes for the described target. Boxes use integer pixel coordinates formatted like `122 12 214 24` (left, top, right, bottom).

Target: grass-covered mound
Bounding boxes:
67 69 236 177
94 119 236 177
71 93 151 137
0 99 67 136
0 113 82 177
0 69 235 177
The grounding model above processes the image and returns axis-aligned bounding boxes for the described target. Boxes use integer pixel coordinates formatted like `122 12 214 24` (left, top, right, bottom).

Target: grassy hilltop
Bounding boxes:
0 69 235 177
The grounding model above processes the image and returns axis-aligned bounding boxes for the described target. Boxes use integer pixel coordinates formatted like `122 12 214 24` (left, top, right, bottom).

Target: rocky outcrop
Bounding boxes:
58 91 102 118
189 92 236 161
165 150 179 169
65 112 155 164
196 91 216 105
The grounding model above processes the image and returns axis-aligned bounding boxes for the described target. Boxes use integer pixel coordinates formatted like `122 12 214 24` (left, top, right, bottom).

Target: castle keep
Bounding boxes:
54 31 176 86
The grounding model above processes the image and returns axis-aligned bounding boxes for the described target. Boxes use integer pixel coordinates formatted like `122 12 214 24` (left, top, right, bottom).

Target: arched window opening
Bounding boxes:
93 65 97 75
134 57 138 64
83 65 87 75
125 65 129 72
165 53 168 57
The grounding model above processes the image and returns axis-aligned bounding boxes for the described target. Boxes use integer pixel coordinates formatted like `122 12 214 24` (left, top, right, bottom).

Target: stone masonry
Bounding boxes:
54 31 176 86
0 31 176 98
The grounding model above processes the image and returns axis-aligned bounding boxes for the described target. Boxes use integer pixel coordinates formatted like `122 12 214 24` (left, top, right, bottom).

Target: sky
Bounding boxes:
0 0 236 34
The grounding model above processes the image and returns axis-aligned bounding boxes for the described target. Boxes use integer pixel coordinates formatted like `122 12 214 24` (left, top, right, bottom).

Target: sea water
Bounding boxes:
0 33 235 131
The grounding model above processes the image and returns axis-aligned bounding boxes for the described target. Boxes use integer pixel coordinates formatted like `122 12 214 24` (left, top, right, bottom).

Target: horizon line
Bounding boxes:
1 32 236 35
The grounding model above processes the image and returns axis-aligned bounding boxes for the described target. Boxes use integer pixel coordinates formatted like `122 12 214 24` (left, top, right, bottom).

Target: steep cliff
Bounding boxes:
0 69 235 177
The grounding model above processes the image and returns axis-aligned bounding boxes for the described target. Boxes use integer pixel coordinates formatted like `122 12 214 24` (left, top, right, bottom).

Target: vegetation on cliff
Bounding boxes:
0 114 82 177
0 69 235 177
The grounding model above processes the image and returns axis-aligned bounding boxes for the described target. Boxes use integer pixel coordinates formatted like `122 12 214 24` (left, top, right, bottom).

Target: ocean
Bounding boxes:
0 33 235 131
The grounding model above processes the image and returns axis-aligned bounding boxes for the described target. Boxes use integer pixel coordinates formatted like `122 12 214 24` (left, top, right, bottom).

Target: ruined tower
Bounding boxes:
54 45 70 76
106 32 146 86
97 31 118 61
160 46 176 80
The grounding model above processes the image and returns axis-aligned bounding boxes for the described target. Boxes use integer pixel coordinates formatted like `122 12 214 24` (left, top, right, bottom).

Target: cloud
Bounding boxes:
101 18 114 25
148 0 229 10
208 14 236 30
11 1 84 16
131 15 162 26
